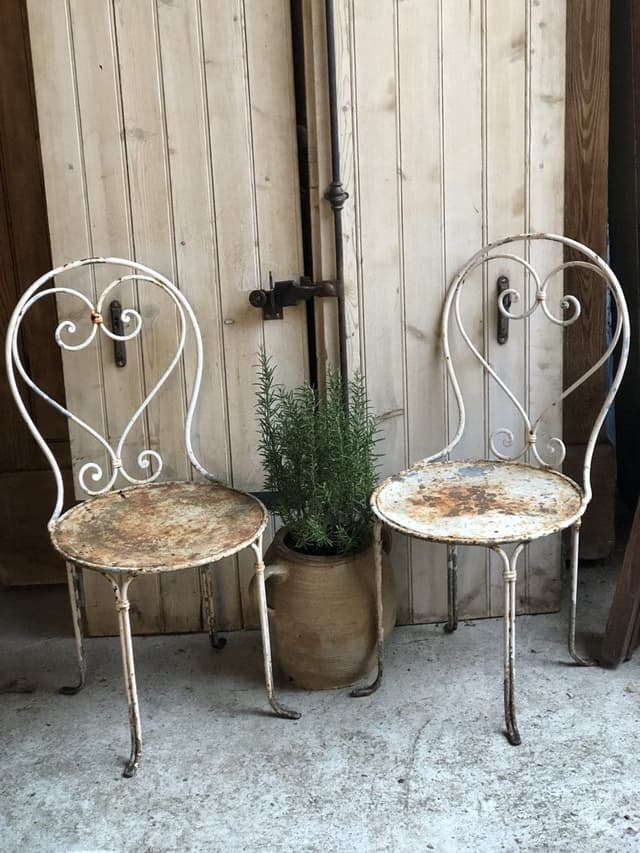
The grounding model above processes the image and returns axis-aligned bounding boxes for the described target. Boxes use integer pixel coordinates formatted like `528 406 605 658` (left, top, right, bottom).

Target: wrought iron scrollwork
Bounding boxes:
6 257 216 523
425 233 630 508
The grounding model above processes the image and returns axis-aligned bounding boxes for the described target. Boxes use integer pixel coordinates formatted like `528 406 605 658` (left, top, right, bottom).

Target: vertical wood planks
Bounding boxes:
333 0 364 377
563 0 610 446
441 0 487 619
396 0 448 624
201 0 306 627
238 0 306 625
349 0 410 622
320 0 567 624
30 0 567 629
563 1 613 560
0 0 48 473
113 0 188 484
68 0 145 475
485 0 528 616
27 0 108 500
67 0 162 635
155 0 232 631
526 0 566 614
200 0 266 629
0 0 65 452
28 0 307 633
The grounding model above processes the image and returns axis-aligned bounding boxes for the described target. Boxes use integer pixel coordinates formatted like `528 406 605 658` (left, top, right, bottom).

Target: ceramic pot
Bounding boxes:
262 528 396 690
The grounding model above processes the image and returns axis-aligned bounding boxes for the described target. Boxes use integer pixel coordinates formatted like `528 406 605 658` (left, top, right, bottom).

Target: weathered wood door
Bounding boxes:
27 0 308 634
304 0 567 625
28 0 567 633
0 0 70 586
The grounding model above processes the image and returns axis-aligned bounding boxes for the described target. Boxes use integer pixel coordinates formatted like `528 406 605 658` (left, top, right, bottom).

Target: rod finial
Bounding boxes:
324 180 349 212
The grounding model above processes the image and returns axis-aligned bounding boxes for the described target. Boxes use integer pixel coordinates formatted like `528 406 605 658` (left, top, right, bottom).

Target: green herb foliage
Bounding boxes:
256 350 379 556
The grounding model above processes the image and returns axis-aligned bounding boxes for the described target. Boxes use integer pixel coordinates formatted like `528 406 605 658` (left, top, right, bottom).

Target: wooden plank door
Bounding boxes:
27 0 570 631
564 0 614 559
27 0 308 634
304 0 566 625
0 0 71 586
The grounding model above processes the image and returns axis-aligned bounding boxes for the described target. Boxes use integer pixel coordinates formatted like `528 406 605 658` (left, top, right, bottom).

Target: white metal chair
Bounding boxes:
351 233 630 745
5 258 299 777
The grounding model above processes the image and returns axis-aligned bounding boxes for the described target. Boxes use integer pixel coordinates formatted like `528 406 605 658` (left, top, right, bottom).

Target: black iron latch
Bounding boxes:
109 300 127 367
496 275 512 345
249 273 337 320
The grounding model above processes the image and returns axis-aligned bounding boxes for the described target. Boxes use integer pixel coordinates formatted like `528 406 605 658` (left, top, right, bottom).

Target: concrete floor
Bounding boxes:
1 554 639 853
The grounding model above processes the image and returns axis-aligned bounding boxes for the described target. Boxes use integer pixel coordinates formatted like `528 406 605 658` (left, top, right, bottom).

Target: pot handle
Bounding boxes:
248 560 290 612
381 525 392 554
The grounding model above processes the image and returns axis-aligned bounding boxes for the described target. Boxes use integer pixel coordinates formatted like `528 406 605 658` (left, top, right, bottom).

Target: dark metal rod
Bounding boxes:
324 0 350 410
290 0 318 388
325 0 341 191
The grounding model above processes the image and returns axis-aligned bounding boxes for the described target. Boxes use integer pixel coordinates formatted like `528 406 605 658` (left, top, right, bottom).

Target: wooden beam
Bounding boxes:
610 0 640 510
563 1 615 558
0 0 67 448
563 0 610 445
601 499 640 666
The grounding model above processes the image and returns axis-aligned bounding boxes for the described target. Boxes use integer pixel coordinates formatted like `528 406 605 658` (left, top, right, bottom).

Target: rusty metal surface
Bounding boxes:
51 482 267 573
372 461 583 545
5 256 297 775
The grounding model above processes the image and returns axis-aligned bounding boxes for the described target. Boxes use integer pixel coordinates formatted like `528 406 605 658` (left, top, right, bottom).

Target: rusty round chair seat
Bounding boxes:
372 460 584 546
50 481 268 573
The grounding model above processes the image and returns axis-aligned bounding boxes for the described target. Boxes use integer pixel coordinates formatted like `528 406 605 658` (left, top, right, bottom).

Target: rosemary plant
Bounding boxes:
256 350 379 556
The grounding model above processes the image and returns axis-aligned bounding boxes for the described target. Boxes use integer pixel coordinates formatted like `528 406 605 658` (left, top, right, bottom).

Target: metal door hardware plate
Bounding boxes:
249 273 337 320
497 275 511 345
109 300 127 367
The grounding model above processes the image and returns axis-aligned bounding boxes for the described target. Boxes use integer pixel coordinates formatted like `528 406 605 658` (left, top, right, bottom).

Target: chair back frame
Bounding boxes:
423 233 630 509
5 257 215 526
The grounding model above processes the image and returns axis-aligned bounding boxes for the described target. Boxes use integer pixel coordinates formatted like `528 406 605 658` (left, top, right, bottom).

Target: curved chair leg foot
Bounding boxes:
60 682 84 696
122 726 142 777
351 520 385 699
200 565 227 651
505 724 522 747
107 573 143 778
350 667 383 698
568 523 597 667
251 541 301 721
569 650 596 667
267 697 301 721
444 546 458 634
61 562 87 695
123 749 140 778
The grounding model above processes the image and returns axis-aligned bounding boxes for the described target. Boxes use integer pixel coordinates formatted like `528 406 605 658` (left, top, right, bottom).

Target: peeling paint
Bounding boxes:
373 460 583 545
51 482 266 572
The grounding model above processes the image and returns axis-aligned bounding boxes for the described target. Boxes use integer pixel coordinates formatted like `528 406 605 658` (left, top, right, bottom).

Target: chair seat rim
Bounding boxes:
370 458 586 546
49 480 269 574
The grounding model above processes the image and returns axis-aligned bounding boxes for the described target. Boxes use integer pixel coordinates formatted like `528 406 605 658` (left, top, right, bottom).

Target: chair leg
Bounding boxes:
444 545 458 633
493 544 523 746
60 562 87 696
351 519 385 698
107 573 142 778
568 521 595 666
199 564 226 649
250 540 300 720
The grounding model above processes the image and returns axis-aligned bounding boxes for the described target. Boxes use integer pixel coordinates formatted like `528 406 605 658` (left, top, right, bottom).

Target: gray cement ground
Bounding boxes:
1 554 639 853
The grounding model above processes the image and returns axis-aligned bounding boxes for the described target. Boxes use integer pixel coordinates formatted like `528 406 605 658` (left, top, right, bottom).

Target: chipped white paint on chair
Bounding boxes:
353 234 630 746
6 258 300 777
